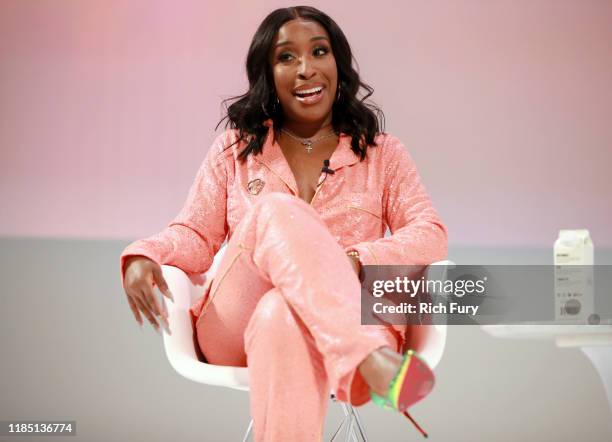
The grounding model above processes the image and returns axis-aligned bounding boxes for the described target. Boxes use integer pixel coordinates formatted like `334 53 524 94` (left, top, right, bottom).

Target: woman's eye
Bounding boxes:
313 46 329 56
278 52 293 62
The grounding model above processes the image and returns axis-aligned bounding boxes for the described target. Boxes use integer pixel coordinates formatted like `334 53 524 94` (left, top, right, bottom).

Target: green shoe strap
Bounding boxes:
369 349 414 411
387 349 414 409
369 391 392 409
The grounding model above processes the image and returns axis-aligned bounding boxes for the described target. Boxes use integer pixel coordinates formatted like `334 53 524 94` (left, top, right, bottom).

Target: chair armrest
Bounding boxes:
160 265 250 391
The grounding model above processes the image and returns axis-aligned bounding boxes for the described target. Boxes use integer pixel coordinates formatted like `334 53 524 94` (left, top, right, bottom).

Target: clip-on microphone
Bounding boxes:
321 159 335 175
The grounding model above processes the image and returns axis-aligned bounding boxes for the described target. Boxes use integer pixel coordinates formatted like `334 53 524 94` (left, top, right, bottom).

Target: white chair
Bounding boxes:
160 248 453 441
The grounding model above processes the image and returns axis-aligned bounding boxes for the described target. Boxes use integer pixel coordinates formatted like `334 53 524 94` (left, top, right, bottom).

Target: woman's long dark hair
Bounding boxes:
217 6 385 161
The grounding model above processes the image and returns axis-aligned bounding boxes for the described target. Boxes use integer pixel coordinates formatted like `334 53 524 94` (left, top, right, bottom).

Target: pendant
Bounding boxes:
302 140 313 153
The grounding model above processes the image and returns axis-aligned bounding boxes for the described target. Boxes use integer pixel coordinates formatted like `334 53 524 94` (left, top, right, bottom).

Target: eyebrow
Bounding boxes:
275 36 329 48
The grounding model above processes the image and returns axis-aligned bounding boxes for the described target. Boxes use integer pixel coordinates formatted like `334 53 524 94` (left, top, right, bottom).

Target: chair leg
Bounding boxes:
339 403 354 442
241 419 253 442
242 402 369 441
329 394 368 442
344 414 354 442
337 403 364 442
347 404 368 442
330 414 348 441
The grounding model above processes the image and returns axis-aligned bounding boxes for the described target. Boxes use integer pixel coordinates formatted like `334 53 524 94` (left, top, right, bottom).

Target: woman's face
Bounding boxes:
269 19 338 126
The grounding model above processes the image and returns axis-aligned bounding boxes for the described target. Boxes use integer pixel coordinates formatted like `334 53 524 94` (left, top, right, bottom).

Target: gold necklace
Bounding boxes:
281 128 337 153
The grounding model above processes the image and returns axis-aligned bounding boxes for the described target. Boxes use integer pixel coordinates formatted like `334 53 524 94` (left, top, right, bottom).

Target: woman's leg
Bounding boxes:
244 288 331 441
196 193 400 441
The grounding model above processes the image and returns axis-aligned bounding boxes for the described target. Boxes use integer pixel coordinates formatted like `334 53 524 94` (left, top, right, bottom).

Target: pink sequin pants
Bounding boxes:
194 193 402 442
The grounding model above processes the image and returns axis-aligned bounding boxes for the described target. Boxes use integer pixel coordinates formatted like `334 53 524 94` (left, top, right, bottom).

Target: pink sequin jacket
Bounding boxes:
120 123 448 331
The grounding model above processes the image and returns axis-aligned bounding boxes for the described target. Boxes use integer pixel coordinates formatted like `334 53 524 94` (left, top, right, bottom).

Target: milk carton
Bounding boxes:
554 230 594 323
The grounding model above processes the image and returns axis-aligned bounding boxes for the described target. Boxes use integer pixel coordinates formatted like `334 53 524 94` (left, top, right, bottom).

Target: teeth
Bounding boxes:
295 86 323 96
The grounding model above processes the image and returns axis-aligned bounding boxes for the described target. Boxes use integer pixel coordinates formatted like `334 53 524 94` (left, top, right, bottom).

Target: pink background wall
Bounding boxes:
1 0 611 246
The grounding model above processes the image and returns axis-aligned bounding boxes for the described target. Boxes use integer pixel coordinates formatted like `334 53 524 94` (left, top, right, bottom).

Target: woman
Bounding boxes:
120 6 447 441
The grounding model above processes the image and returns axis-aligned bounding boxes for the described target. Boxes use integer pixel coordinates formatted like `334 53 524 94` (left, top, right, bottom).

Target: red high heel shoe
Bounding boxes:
369 349 435 438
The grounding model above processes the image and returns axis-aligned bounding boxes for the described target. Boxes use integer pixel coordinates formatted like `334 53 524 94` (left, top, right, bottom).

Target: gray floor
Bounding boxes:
1 238 611 441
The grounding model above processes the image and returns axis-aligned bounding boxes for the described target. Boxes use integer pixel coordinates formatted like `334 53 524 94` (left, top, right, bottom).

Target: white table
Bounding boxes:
481 324 612 413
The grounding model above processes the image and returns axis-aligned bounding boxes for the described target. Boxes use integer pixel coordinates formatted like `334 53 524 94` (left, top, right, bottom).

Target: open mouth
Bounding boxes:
293 86 325 103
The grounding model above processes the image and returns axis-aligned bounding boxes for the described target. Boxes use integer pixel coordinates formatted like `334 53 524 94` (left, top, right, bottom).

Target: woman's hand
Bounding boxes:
123 256 173 333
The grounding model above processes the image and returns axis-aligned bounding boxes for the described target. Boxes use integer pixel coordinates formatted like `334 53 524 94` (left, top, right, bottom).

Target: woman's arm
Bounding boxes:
119 131 233 281
345 135 448 266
